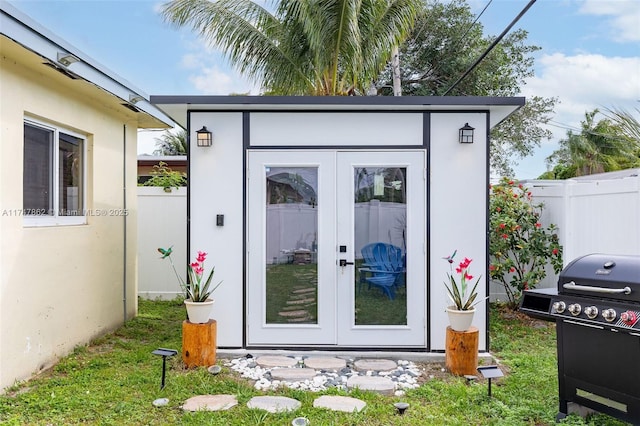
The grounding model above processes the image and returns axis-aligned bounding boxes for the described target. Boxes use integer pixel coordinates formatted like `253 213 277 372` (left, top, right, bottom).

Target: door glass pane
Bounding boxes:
265 167 318 324
354 167 407 325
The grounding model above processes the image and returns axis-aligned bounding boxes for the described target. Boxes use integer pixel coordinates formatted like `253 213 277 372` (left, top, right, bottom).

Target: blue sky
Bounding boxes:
7 0 640 178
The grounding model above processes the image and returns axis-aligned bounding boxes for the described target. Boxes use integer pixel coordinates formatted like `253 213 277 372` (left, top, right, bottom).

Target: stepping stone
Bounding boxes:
255 355 298 368
304 356 347 371
313 395 366 413
278 310 309 317
247 396 301 413
271 367 317 381
182 394 238 411
347 375 396 395
354 359 397 372
288 317 313 323
286 298 315 305
293 288 315 294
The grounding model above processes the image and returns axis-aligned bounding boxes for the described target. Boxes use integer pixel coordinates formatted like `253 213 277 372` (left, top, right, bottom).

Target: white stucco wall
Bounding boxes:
188 107 491 351
1 49 139 391
429 113 488 351
189 112 245 347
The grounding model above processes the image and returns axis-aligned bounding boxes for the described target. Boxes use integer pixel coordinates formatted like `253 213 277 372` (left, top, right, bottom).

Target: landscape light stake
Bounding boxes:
152 348 178 389
477 366 504 398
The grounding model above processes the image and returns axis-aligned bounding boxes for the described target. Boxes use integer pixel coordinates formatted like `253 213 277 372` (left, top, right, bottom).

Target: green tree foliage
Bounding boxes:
489 177 563 308
545 109 640 178
153 129 188 155
376 0 555 176
162 0 421 95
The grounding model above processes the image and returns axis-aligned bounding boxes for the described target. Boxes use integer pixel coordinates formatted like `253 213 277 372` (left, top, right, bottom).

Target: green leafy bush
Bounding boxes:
489 177 563 308
141 161 186 191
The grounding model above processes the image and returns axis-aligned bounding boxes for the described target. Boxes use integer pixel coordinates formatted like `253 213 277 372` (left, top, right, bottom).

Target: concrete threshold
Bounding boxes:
217 348 495 364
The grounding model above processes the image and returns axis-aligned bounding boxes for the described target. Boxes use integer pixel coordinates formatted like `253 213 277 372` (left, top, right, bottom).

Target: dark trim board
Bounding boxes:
153 95 524 108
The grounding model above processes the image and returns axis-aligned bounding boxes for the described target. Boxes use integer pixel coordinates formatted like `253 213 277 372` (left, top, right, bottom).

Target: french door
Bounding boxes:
247 150 426 347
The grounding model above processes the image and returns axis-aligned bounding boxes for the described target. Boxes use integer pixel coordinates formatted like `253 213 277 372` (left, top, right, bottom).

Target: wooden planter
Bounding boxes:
182 319 217 368
445 325 479 376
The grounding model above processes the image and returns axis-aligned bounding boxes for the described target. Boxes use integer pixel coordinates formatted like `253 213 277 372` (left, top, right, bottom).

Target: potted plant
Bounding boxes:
158 246 222 323
443 251 483 331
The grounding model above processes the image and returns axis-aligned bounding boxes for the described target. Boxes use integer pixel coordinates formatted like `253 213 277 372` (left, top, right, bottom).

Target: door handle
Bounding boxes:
339 259 354 267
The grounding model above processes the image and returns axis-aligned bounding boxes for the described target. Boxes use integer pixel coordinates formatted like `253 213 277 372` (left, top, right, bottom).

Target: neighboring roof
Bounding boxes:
151 95 525 129
137 155 187 165
0 2 173 129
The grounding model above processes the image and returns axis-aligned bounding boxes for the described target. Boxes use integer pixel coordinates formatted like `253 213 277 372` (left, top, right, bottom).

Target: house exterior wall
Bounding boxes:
429 112 488 351
190 112 245 347
187 108 490 351
0 49 139 391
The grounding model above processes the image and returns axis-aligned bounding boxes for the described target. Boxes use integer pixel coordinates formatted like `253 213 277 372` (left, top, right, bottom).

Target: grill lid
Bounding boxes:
559 254 640 302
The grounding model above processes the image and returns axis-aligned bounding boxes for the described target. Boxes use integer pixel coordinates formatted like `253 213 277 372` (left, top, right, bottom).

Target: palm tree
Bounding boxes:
546 110 640 177
153 129 188 155
603 107 640 145
162 0 421 95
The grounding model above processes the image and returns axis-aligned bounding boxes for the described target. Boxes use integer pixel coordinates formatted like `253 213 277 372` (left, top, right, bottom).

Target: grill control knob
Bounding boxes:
568 303 582 316
621 311 637 326
552 301 566 313
584 306 598 319
602 309 617 322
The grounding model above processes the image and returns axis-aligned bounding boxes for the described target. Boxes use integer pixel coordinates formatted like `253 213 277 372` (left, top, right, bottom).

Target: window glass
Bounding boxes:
59 132 83 216
23 120 86 223
23 123 52 215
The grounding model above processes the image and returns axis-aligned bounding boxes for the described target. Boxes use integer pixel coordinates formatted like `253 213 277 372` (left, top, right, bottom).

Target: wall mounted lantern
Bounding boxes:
196 126 213 147
459 123 475 144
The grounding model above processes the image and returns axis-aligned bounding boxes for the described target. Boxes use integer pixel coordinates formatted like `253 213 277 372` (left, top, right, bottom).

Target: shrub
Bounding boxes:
489 177 563 308
141 161 186 191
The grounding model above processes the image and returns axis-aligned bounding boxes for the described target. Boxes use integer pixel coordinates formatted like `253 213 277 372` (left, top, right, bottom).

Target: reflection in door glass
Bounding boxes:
265 167 318 324
354 167 407 325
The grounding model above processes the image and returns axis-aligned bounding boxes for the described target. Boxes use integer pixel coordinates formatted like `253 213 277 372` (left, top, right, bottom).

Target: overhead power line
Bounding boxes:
442 0 537 96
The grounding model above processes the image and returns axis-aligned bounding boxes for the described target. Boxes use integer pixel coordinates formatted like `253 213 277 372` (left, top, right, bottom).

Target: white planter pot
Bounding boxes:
184 299 214 324
446 306 475 332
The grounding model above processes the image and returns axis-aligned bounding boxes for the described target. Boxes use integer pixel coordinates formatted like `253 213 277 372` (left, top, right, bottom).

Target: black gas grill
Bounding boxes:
520 254 640 424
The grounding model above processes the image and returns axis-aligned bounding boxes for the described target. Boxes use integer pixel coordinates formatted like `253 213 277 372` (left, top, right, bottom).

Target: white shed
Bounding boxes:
151 96 523 352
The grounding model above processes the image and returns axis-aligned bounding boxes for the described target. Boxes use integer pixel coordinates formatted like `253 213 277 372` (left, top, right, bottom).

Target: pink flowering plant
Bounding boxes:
489 177 563 308
158 246 222 302
444 251 483 311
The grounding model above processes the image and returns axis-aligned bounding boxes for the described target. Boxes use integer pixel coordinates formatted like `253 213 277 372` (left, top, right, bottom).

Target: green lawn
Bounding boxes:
0 299 629 425
266 262 407 326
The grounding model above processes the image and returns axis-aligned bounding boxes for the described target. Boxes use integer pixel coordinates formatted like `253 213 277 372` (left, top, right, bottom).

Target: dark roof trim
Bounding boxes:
151 95 524 107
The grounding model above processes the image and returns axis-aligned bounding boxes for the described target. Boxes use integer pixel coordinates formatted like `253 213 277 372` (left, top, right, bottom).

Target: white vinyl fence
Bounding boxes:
137 187 187 300
137 171 640 301
490 171 640 301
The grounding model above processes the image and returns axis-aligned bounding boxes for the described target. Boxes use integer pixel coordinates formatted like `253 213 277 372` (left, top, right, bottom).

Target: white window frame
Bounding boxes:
23 118 87 227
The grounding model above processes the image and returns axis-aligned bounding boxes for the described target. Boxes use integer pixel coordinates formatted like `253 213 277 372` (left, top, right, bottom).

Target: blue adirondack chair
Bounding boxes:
358 242 405 299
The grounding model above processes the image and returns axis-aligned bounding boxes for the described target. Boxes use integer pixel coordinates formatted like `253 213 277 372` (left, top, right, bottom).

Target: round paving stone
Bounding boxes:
270 367 317 381
247 396 301 413
346 375 396 395
303 356 347 371
182 395 238 411
255 355 298 368
353 358 397 372
313 395 366 413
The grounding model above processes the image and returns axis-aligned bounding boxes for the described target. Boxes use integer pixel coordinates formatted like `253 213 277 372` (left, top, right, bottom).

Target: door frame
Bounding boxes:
246 149 427 348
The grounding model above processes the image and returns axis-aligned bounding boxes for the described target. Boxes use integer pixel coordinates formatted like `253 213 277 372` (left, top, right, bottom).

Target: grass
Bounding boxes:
0 299 630 425
266 262 407 326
